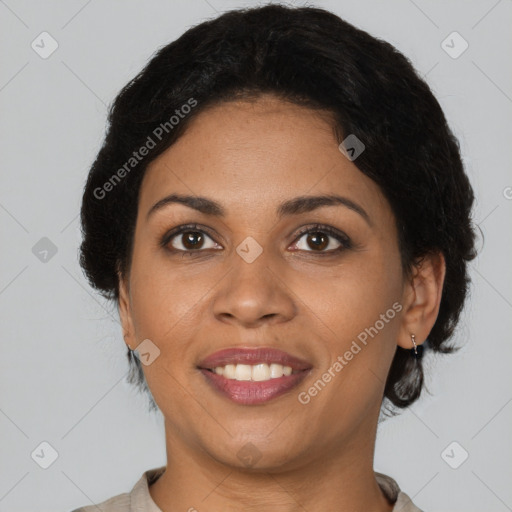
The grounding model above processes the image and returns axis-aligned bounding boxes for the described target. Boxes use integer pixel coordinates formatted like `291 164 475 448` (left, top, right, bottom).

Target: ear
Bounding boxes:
397 251 446 349
118 272 137 351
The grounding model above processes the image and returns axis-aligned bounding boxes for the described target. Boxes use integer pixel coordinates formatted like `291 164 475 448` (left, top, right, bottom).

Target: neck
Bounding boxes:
149 415 394 512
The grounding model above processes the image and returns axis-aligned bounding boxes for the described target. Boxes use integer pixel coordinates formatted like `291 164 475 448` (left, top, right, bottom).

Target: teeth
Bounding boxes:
252 363 270 381
212 363 295 381
223 364 236 379
270 363 284 378
235 364 252 381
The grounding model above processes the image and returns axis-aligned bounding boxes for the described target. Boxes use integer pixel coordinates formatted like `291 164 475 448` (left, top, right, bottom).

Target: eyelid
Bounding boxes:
293 223 351 244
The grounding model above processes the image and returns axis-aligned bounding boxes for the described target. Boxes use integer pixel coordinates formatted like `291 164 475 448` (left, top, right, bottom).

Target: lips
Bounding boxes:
197 347 313 405
197 347 312 372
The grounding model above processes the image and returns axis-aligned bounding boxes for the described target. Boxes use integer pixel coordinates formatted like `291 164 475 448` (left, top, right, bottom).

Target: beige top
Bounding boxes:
70 466 423 511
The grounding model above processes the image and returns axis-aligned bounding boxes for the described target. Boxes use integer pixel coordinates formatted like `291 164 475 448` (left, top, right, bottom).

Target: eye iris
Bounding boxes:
182 231 203 250
307 232 328 251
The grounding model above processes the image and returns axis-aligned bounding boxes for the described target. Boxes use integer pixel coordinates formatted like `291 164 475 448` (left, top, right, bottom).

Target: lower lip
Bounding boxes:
199 369 310 405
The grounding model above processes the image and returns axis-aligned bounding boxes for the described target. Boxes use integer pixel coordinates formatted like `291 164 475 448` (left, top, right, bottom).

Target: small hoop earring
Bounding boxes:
411 334 423 359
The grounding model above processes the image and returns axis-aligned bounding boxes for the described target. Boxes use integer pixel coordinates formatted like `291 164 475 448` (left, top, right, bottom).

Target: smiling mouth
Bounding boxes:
197 347 312 405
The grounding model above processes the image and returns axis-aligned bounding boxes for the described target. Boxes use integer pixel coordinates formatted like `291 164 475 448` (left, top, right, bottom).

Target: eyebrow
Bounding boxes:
146 193 371 225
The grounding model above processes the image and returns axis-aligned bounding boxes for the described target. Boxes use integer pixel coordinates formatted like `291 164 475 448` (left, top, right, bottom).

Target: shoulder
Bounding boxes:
69 466 166 512
375 472 424 512
393 490 424 512
69 491 130 512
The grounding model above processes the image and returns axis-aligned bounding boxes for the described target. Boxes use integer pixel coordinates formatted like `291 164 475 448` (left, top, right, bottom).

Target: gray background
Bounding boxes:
1 1 511 511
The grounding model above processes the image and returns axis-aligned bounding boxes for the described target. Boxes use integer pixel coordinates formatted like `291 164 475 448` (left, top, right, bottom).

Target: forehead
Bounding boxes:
138 96 389 223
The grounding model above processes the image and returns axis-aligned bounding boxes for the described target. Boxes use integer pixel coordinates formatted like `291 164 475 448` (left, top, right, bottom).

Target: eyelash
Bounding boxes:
160 223 352 256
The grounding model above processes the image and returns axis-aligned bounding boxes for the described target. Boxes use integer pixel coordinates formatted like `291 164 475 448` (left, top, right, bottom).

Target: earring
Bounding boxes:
411 334 423 359
123 332 133 351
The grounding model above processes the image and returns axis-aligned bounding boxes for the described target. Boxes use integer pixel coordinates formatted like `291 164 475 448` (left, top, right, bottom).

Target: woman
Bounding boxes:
73 4 476 511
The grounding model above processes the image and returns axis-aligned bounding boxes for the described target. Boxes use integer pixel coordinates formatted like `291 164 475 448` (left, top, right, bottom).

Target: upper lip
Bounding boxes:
198 347 312 371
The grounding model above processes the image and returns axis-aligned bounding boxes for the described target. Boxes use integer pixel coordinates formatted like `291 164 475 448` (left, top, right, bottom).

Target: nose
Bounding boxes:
212 249 297 328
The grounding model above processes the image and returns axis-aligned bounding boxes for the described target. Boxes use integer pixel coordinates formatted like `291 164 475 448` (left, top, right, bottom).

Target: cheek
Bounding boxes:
126 245 198 343
291 251 403 344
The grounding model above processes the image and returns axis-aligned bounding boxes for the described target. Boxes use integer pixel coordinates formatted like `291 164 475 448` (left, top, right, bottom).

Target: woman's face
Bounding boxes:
119 95 413 470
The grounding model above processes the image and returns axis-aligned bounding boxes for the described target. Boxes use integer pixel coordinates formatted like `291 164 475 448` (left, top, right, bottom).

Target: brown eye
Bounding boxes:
165 228 220 252
292 225 351 254
304 232 330 251
180 231 205 250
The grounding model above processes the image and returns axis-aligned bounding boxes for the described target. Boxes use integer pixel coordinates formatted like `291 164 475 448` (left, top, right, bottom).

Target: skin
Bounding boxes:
118 94 446 512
